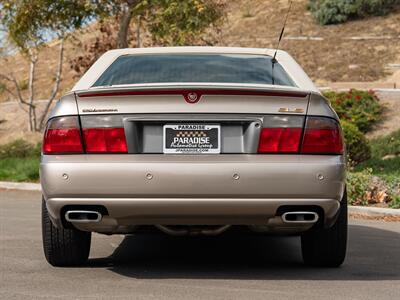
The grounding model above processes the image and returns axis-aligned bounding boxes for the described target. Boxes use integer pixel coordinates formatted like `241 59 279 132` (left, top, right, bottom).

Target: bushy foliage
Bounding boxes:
69 0 225 75
0 157 40 182
369 129 400 158
347 169 400 207
324 89 382 133
0 82 5 94
341 120 371 165
0 139 41 182
347 168 373 205
389 195 400 209
0 139 41 159
355 129 400 177
1 0 95 50
147 0 225 46
309 0 399 25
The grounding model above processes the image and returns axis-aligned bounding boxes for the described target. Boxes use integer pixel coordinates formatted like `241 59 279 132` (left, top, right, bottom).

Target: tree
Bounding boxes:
0 0 225 130
0 0 95 131
69 0 225 75
116 0 138 48
119 0 225 47
92 0 225 48
145 0 225 46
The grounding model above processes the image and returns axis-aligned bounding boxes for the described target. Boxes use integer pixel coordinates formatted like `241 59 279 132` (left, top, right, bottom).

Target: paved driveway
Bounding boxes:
1 189 399 299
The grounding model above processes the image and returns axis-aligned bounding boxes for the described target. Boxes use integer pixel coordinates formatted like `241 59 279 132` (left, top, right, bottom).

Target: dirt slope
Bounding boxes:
0 0 399 104
367 91 400 139
218 0 400 84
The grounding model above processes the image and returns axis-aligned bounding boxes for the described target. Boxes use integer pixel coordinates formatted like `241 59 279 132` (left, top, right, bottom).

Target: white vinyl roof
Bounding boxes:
72 47 319 93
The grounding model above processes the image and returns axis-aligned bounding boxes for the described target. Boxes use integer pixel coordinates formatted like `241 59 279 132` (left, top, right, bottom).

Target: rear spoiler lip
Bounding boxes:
76 88 309 99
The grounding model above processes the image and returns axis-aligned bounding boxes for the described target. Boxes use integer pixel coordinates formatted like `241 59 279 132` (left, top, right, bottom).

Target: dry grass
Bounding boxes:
0 101 45 144
349 213 400 222
366 91 400 139
218 0 400 84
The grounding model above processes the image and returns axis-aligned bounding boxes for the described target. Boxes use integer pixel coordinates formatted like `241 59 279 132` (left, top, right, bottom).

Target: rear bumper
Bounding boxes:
40 154 345 230
45 197 341 233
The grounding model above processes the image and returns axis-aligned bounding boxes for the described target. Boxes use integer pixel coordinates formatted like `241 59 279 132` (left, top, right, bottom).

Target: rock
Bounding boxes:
349 64 359 70
382 154 396 160
377 191 388 203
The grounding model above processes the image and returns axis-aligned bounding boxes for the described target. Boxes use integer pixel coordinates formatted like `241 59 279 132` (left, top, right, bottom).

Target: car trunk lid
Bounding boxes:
73 86 310 154
75 85 310 115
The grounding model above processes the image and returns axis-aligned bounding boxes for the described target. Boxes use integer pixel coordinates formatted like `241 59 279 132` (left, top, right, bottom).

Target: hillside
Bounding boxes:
219 0 400 84
1 0 400 104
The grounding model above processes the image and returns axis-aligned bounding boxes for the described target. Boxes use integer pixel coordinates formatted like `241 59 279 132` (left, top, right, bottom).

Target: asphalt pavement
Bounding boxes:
1 189 399 300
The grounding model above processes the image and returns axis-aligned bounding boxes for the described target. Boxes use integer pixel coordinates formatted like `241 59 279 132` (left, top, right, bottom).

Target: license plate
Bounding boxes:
163 124 220 154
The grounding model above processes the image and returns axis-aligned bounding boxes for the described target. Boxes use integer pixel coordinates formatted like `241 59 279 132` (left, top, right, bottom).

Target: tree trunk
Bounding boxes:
136 15 141 48
28 55 38 132
38 38 64 131
117 1 136 48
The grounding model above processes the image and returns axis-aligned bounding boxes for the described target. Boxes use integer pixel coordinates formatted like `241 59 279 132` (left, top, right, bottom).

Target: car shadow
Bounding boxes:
87 224 400 281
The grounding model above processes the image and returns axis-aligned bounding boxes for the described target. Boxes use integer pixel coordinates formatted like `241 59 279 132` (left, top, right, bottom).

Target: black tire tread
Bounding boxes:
42 198 91 266
301 191 348 267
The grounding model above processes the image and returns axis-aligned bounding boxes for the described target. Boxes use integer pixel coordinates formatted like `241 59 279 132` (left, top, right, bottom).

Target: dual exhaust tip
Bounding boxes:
281 211 319 224
65 210 102 223
64 210 319 225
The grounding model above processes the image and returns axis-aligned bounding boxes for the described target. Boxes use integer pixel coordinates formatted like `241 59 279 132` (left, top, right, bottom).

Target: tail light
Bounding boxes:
301 117 343 154
81 115 127 153
258 116 343 154
43 116 128 154
257 115 303 153
83 128 127 153
43 117 83 154
44 115 341 155
258 128 302 153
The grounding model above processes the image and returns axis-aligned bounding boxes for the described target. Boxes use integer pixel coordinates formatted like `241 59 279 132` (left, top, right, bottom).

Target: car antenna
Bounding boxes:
271 0 293 85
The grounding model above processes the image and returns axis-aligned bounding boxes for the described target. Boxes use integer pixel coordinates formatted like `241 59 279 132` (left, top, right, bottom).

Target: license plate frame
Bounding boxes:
163 124 221 154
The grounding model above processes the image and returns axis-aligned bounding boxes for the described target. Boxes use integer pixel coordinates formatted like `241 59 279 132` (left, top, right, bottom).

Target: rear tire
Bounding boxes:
42 198 91 266
301 190 347 267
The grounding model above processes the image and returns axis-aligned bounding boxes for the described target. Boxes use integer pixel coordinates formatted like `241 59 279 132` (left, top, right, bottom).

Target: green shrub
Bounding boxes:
355 130 400 176
389 195 400 209
0 139 41 159
347 169 372 205
0 139 41 182
341 120 371 165
324 89 382 133
369 130 400 158
0 82 6 94
347 169 400 207
357 156 400 177
0 157 40 182
19 79 28 91
309 0 400 25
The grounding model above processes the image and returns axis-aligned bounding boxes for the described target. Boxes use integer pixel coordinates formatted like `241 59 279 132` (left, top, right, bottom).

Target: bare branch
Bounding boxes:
1 49 39 131
136 15 141 48
0 73 32 107
28 57 37 131
0 81 28 113
38 38 64 130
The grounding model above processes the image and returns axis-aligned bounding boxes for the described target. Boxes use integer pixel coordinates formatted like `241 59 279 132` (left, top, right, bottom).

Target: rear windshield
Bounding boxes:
92 54 296 87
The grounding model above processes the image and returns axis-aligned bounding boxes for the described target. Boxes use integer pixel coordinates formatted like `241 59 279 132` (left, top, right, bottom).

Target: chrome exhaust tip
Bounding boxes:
65 210 102 223
282 211 319 224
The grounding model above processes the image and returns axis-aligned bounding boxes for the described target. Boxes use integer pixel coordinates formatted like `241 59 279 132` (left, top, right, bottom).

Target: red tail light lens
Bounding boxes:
43 117 128 154
83 128 127 153
43 117 83 154
257 117 343 155
258 128 302 153
301 117 343 154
